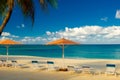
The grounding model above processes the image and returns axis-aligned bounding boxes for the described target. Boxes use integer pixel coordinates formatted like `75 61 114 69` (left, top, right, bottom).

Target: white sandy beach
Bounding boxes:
0 56 120 80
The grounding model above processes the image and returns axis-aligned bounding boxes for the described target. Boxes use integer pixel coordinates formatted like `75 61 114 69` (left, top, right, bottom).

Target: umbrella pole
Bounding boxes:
6 46 9 62
62 44 64 59
62 44 65 68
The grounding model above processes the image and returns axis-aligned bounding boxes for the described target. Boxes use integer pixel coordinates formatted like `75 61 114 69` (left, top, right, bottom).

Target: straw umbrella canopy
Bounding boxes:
47 38 79 68
0 39 20 61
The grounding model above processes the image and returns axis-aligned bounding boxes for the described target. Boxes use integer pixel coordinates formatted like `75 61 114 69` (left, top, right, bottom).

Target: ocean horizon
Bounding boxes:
0 44 120 59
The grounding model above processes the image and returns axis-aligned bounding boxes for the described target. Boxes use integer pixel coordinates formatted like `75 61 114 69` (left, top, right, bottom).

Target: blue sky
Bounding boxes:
1 0 120 44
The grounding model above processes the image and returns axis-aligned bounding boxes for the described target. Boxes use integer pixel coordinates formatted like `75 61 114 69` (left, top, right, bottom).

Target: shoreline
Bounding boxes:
0 55 120 60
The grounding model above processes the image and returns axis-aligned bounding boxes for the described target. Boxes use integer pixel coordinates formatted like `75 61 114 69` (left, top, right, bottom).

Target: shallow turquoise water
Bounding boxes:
0 44 120 59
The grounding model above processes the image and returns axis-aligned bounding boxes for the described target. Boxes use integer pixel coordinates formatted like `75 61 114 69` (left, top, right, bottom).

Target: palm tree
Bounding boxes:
0 0 57 36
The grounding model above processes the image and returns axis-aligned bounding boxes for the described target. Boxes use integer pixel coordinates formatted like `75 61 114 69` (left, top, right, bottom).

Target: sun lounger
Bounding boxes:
67 65 82 72
31 60 40 69
19 64 30 68
32 60 38 64
0 60 6 67
11 60 17 68
0 60 3 67
67 65 75 71
82 65 91 73
11 60 30 68
31 60 46 70
68 65 82 73
6 61 13 67
47 61 54 70
74 65 95 75
0 60 12 67
105 64 117 76
47 61 58 71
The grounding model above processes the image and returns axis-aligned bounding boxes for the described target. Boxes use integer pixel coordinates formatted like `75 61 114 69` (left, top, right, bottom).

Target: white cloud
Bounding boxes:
0 32 19 42
46 26 120 44
11 35 19 38
1 32 11 37
20 36 48 44
46 31 51 35
21 24 25 28
101 17 108 21
0 36 7 40
16 24 25 28
115 10 120 19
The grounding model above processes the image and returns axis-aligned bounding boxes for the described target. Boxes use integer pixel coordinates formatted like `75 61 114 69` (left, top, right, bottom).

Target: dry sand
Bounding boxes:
0 56 120 80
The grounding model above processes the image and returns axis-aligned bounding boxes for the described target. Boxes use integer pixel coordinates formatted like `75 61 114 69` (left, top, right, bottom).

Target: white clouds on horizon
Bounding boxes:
1 32 19 38
1 32 11 37
20 36 48 44
1 25 120 44
46 25 120 44
0 32 19 41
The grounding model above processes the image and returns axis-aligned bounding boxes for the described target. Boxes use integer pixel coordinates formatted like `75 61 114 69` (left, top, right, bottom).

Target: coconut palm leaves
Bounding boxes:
0 0 14 35
17 0 35 25
0 0 58 36
39 0 57 10
0 0 8 17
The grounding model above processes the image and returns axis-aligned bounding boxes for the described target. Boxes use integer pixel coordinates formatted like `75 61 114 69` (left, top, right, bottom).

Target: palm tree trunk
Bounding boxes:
0 0 14 36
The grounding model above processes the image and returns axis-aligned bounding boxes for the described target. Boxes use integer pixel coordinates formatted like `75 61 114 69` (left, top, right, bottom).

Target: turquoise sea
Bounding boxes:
0 44 120 59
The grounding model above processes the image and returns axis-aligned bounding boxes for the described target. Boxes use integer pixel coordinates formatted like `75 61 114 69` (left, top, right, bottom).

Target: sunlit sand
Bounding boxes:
0 56 120 80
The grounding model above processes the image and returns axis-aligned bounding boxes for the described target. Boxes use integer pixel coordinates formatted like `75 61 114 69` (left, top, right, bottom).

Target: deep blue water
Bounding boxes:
0 44 120 59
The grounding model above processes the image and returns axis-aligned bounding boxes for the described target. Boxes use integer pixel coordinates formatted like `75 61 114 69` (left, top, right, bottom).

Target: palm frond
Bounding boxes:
39 0 48 10
0 0 8 18
39 0 57 11
47 0 58 8
17 0 35 25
